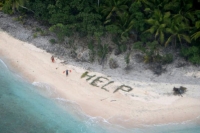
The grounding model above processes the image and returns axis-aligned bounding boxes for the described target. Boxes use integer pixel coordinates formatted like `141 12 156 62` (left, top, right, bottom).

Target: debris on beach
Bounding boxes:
173 86 187 97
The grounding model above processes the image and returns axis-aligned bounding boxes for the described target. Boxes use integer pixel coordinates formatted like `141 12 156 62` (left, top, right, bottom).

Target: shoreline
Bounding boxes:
1 30 200 128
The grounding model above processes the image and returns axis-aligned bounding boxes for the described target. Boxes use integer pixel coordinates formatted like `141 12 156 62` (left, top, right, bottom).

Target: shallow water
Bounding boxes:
0 58 200 133
0 58 111 133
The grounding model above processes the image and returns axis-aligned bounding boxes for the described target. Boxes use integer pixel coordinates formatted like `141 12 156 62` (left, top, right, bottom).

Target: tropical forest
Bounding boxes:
1 0 200 66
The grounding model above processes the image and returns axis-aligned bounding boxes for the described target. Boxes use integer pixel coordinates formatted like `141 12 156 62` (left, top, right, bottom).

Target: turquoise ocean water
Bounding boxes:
0 57 200 133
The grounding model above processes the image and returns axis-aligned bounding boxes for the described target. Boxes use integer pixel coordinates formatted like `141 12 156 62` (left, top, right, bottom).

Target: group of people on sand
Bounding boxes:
51 56 70 76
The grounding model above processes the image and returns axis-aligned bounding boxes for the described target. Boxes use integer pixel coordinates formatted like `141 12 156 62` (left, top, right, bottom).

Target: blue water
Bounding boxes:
0 58 200 133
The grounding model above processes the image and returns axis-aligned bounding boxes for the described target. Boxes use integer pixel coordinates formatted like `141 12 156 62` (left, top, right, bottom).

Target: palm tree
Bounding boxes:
144 10 171 44
164 0 195 46
165 21 191 46
115 12 135 40
139 0 178 13
191 20 200 41
172 0 195 26
101 0 128 24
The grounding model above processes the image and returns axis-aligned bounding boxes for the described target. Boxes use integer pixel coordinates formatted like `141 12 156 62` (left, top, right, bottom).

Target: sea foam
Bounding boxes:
0 59 8 69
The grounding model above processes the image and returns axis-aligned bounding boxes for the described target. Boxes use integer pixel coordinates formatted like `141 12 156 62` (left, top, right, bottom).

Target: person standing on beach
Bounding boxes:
65 70 68 76
51 56 55 63
63 69 71 76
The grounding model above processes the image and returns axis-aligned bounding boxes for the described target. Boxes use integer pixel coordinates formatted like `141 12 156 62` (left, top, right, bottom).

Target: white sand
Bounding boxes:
0 30 200 128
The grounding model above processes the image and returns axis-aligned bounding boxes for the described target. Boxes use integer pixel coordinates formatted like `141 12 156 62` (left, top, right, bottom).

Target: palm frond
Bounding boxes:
164 0 179 11
144 28 155 34
160 24 166 29
146 18 155 25
166 28 173 34
160 31 164 44
144 8 151 12
195 21 200 29
165 35 173 46
180 34 191 43
191 31 200 40
177 34 182 45
155 29 159 39
164 12 171 19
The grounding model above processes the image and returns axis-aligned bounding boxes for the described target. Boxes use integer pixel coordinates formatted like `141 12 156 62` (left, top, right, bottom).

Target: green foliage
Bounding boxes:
165 10 192 46
0 1 3 10
112 36 127 54
40 30 48 36
96 38 109 64
49 39 56 44
133 41 159 63
2 0 200 65
146 41 159 55
165 22 191 46
47 2 70 25
105 24 122 34
119 44 127 52
171 0 194 25
81 71 89 78
139 32 152 43
88 40 95 62
94 29 104 42
115 12 135 41
133 41 145 52
133 40 173 64
129 1 145 32
113 85 133 93
27 0 54 21
32 27 48 39
12 0 26 11
191 21 200 41
144 10 171 44
13 15 26 24
191 31 200 41
88 40 94 51
101 0 129 24
90 76 109 87
75 12 103 36
49 23 69 43
101 81 114 92
97 43 109 60
124 52 131 66
181 46 200 64
33 33 38 38
46 0 103 37
189 55 200 64
2 0 12 14
34 27 48 36
2 0 29 14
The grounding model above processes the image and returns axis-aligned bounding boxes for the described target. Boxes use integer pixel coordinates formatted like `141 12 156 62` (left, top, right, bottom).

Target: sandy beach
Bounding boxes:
1 28 200 128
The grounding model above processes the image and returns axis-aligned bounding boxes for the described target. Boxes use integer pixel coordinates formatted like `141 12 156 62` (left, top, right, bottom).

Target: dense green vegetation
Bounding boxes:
1 0 200 64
